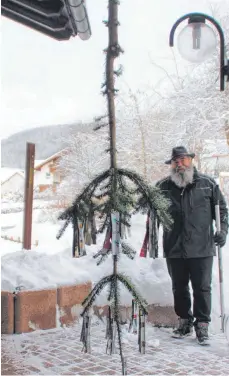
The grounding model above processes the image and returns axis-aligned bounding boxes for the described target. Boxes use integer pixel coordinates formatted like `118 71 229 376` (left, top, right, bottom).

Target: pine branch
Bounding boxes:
94 248 112 265
114 65 124 77
81 275 115 316
121 241 136 259
94 123 108 131
57 167 172 238
56 217 71 239
117 273 148 315
93 191 109 200
94 114 108 122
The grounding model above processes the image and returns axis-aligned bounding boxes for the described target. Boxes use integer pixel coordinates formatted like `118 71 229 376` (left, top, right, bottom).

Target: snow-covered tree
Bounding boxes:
116 9 229 176
57 132 109 202
116 88 182 183
154 10 229 170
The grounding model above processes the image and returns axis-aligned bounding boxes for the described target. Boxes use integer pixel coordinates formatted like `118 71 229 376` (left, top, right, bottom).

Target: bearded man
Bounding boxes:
156 146 228 345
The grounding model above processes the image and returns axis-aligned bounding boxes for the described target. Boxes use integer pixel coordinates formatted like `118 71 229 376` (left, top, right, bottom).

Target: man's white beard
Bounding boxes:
170 165 194 188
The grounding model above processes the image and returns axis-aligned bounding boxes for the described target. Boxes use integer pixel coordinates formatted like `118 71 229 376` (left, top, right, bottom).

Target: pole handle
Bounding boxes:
215 184 220 203
214 185 221 233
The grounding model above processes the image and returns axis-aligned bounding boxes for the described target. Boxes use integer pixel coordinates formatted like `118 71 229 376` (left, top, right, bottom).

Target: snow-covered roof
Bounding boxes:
220 172 229 177
1 168 25 184
34 160 45 168
34 149 67 170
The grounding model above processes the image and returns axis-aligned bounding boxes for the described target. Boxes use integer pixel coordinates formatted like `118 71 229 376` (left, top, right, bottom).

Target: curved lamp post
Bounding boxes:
169 12 229 91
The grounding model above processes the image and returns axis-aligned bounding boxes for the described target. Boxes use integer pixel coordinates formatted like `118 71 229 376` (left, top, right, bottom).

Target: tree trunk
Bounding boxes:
106 0 120 276
107 0 118 169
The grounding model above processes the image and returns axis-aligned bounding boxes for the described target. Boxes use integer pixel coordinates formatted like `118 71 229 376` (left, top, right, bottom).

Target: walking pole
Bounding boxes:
138 308 146 354
215 184 225 332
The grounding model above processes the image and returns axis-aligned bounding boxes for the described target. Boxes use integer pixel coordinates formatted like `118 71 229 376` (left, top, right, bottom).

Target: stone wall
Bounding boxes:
1 282 92 334
1 283 177 334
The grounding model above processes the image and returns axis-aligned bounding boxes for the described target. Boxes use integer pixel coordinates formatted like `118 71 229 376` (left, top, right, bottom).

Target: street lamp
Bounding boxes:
169 13 229 91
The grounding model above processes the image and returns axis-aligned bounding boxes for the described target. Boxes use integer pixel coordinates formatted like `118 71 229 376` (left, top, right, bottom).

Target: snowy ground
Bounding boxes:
2 318 229 376
1 198 52 213
1 208 229 335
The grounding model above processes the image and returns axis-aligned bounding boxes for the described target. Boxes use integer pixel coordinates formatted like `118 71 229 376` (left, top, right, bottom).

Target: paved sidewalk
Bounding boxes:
1 320 229 375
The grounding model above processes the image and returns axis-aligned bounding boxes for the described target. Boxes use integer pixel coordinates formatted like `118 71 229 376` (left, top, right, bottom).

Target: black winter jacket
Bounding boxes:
156 169 228 258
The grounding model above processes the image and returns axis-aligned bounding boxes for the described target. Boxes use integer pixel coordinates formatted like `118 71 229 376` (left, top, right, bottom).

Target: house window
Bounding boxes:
46 172 51 179
53 172 61 183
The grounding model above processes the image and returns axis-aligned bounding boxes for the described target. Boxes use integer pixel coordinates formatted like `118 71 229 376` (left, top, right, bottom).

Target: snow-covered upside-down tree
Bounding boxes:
57 0 172 374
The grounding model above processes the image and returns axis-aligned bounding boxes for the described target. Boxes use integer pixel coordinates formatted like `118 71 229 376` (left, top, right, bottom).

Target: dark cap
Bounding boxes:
165 146 195 164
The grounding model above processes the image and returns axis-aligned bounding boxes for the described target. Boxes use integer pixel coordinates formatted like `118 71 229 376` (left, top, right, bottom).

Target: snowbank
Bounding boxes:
1 213 173 306
1 243 173 308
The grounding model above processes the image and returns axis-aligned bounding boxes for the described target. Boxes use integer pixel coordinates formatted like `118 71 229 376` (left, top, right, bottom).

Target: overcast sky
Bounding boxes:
1 0 227 139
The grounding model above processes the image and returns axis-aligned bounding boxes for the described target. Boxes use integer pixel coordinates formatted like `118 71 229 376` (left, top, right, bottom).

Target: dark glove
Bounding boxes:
214 231 227 247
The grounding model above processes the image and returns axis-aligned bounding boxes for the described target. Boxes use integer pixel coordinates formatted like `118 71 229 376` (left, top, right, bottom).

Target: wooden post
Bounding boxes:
23 142 35 250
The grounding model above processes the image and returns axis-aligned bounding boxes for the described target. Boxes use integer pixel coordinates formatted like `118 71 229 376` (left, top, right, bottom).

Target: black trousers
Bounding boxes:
166 257 213 323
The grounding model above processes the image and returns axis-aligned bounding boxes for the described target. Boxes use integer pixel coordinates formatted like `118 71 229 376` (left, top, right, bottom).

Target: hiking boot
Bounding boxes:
195 322 210 346
172 318 193 338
